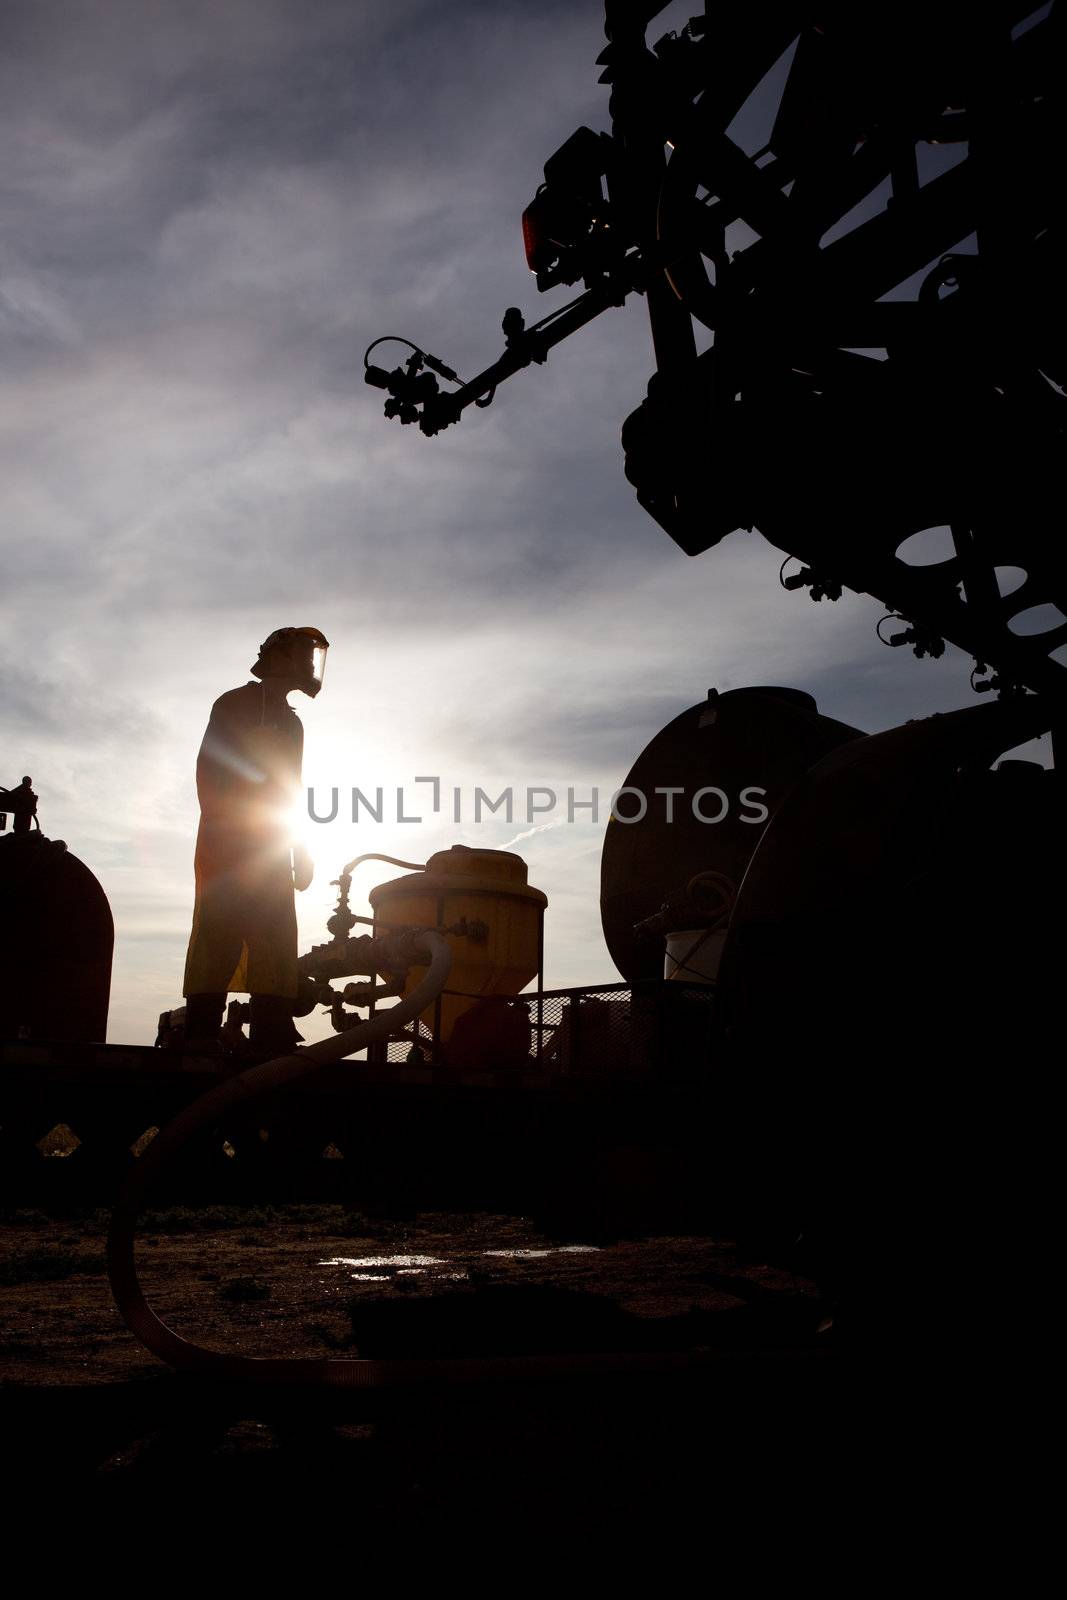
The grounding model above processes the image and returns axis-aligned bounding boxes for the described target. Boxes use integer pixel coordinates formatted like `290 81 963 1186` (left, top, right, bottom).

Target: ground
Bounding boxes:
1 1204 828 1383
0 1205 838 1497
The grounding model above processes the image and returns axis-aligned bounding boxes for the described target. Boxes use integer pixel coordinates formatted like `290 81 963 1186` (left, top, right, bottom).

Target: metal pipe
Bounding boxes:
536 913 544 1065
341 852 426 877
432 893 444 1063
340 853 427 1058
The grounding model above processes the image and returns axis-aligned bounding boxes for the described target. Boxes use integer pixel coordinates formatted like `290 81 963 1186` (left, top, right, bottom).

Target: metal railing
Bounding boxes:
379 980 717 1080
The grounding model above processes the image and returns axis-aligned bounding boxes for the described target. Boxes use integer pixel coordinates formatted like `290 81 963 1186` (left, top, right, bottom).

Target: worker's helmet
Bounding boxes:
251 626 330 697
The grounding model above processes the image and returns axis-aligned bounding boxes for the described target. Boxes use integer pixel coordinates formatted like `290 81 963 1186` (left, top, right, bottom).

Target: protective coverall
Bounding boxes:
183 681 304 1017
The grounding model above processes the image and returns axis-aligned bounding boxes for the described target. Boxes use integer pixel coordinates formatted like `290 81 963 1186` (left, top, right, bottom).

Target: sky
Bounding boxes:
1 0 1051 1045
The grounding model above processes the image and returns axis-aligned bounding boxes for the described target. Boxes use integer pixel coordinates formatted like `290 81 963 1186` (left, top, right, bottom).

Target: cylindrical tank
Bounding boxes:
601 686 863 982
713 696 1061 1045
369 845 546 1043
0 834 114 1042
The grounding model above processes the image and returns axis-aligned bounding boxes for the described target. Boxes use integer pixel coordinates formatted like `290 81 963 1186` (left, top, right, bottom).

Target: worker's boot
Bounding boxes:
249 993 303 1054
183 992 226 1055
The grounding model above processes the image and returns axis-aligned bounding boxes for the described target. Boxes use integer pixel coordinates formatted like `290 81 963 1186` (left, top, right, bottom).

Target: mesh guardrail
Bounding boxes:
377 980 717 1078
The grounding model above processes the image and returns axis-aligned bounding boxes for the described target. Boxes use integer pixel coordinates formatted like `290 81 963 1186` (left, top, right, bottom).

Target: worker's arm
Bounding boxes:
293 843 314 891
196 690 263 819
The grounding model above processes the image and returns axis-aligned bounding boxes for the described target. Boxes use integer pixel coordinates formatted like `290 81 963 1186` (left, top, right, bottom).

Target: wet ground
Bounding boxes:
1 1204 829 1380
1 1205 840 1501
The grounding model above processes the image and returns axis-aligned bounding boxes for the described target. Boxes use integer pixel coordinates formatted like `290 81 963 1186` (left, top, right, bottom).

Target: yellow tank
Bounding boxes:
369 845 547 1043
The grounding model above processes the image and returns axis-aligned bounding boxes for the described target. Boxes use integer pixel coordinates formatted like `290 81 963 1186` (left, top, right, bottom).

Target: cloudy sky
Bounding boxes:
1 0 1048 1045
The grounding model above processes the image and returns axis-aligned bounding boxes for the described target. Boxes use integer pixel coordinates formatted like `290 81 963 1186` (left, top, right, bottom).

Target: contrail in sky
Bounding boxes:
500 817 569 851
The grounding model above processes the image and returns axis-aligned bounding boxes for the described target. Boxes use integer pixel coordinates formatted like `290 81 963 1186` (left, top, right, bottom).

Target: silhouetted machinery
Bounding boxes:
366 0 1066 709
600 684 1062 1035
0 789 114 1043
601 687 863 983
157 845 546 1070
364 1 1066 1274
366 2 1067 1016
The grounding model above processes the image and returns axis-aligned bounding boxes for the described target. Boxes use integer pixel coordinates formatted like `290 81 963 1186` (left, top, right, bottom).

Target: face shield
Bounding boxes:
308 643 328 695
252 626 329 695
292 628 329 697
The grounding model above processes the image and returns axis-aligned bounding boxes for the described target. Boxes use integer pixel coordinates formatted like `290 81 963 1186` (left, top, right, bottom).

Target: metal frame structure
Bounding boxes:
366 1 1065 713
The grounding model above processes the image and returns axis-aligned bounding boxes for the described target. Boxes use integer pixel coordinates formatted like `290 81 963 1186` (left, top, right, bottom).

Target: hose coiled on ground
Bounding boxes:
107 932 698 1387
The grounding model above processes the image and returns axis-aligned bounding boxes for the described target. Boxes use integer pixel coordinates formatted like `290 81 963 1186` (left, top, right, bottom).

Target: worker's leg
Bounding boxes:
184 872 246 1005
245 853 301 1051
248 993 302 1052
184 992 226 1050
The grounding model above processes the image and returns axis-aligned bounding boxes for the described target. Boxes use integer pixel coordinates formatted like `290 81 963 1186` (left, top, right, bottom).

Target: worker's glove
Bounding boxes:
292 843 314 892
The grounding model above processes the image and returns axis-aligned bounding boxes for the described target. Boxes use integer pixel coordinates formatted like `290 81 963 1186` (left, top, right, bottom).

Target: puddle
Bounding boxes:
482 1249 551 1259
319 1246 599 1284
483 1246 599 1259
318 1255 446 1268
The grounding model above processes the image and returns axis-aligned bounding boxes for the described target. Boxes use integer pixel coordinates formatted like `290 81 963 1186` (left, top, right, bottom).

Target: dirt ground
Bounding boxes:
1 1204 829 1385
0 1205 849 1506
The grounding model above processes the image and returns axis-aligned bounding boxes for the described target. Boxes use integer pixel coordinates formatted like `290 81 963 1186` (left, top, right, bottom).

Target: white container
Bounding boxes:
664 927 727 984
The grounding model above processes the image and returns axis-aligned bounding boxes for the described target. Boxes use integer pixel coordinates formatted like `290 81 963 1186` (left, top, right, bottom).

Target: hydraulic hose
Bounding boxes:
107 932 699 1388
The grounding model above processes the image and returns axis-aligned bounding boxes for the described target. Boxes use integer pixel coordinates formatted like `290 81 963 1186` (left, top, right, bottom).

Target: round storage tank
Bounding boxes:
369 845 546 1043
601 686 863 982
0 834 114 1042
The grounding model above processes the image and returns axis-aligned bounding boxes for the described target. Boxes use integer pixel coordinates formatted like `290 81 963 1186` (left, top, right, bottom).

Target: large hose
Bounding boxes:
107 932 699 1388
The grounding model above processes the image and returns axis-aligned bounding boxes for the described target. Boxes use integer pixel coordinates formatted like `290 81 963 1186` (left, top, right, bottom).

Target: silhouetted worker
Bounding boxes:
0 776 39 834
182 627 329 1053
